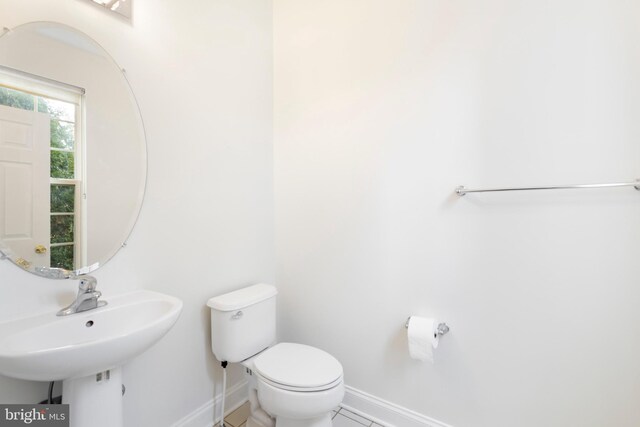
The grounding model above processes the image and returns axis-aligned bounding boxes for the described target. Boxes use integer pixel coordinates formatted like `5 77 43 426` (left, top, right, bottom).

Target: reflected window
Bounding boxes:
0 80 82 270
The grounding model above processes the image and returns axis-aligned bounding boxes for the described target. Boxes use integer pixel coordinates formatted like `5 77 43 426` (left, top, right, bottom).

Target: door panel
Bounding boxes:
0 105 50 268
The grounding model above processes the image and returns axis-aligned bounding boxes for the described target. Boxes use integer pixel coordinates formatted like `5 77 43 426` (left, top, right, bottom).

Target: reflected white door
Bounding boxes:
0 105 50 268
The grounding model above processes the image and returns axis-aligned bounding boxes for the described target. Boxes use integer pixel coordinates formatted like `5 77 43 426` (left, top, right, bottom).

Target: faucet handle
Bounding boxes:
78 275 98 292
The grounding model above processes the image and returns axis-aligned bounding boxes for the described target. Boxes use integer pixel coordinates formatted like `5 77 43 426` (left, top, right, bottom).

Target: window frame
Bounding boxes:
0 66 86 270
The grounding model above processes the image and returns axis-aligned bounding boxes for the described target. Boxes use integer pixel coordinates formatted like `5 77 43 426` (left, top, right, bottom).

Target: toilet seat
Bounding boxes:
257 372 343 392
253 343 343 392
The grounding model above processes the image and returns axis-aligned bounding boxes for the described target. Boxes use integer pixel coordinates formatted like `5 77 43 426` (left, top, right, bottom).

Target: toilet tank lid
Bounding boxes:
207 283 277 311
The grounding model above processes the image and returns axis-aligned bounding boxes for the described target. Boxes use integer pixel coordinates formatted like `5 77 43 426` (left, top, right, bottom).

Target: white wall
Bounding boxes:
274 1 640 426
0 1 274 427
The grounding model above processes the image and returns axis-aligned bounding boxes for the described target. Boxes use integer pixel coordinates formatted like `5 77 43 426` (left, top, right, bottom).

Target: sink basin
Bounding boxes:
0 290 182 381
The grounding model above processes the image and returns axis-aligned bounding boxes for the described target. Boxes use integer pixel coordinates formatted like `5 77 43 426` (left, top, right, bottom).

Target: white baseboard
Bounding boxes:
171 381 452 427
171 380 248 427
341 385 454 427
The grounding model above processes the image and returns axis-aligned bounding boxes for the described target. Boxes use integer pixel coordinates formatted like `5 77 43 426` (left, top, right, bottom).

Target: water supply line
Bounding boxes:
220 361 228 427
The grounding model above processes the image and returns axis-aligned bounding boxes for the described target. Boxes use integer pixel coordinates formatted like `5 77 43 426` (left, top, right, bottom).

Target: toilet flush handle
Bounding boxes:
231 311 243 320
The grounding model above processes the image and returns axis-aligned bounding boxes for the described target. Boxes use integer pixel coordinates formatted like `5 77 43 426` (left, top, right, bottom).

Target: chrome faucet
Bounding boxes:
57 275 107 316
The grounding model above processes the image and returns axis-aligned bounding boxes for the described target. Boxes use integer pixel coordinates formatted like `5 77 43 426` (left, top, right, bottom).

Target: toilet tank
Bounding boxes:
207 283 277 363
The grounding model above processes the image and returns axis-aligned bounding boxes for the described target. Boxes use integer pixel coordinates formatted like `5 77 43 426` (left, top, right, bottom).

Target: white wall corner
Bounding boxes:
170 380 248 427
342 385 454 427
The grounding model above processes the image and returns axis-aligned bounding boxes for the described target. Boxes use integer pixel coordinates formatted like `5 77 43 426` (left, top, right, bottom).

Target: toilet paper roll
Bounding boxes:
407 316 439 363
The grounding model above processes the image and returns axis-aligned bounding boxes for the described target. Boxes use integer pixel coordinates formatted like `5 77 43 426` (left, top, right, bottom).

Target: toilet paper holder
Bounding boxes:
405 317 450 337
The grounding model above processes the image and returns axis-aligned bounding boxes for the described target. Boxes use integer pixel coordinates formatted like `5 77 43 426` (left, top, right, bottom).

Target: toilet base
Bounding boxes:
246 415 273 427
275 413 332 427
247 412 332 427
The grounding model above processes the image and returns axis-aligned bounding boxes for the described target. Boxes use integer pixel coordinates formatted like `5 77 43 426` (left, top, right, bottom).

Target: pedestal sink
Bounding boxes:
0 290 182 427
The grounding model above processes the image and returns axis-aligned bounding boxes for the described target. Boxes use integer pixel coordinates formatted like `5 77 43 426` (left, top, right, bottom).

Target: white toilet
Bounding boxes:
207 284 344 427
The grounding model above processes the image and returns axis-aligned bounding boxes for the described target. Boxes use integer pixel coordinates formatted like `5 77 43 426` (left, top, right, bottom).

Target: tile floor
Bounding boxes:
216 402 383 427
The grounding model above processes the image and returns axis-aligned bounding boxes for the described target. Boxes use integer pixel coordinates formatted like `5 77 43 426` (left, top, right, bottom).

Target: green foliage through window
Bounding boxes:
51 150 75 179
51 185 75 213
50 120 75 150
51 215 74 244
0 86 34 110
51 245 74 270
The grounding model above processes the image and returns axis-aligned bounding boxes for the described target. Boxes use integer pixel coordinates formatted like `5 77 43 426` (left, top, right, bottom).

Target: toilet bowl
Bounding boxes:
248 343 344 427
208 284 344 427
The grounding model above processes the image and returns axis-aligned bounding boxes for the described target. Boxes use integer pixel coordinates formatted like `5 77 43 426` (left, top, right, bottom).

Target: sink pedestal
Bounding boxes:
63 367 123 427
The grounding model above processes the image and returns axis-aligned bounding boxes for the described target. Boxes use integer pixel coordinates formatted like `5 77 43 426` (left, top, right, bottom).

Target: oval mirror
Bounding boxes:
0 22 146 278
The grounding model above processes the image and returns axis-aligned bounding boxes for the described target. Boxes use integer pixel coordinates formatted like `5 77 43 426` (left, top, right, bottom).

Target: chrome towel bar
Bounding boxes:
456 179 640 196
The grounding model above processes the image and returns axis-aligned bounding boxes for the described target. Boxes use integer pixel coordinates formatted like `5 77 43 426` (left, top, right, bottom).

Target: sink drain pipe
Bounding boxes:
48 381 54 404
38 381 61 405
